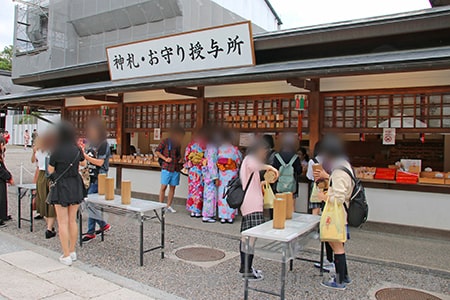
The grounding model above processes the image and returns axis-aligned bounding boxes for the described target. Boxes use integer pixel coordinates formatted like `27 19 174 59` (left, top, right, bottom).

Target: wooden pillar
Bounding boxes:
196 86 205 130
308 79 321 155
60 99 67 120
116 93 128 155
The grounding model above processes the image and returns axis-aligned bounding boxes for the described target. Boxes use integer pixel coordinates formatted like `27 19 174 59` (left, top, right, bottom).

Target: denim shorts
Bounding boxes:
161 169 180 186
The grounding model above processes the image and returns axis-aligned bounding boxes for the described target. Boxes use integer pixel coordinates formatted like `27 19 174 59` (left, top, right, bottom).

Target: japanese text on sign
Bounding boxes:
106 22 255 81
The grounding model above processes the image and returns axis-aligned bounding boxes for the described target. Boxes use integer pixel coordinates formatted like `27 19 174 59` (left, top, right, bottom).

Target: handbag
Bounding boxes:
263 181 275 209
320 198 347 243
79 167 90 189
46 151 80 204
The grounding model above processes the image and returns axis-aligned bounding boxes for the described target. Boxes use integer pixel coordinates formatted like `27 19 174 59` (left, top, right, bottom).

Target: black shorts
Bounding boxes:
241 212 265 232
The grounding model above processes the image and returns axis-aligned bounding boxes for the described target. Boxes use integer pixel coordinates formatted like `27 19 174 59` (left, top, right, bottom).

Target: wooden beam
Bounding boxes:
115 93 128 156
164 87 202 98
308 79 321 155
84 94 121 102
287 78 318 92
196 86 205 129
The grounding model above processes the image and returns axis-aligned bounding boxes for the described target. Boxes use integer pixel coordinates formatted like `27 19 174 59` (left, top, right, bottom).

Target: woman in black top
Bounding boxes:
47 122 86 266
0 136 13 227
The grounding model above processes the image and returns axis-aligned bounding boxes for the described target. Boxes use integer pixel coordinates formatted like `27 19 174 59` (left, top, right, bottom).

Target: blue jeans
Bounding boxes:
87 182 106 234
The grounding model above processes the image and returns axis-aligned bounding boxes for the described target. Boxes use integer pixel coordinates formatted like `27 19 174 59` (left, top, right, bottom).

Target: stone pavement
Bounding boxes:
0 231 184 300
2 146 450 300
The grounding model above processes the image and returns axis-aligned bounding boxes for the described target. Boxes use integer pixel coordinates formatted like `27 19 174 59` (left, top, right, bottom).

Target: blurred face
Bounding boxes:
86 126 99 142
256 147 268 162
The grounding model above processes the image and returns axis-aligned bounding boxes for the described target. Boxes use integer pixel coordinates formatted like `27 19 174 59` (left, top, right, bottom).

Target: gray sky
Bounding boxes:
0 0 431 50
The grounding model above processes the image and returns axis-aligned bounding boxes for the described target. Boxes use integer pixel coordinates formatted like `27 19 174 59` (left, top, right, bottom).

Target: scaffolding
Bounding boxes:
14 0 49 54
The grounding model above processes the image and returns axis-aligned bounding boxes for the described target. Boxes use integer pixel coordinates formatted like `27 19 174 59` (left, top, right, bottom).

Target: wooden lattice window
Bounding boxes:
124 100 197 131
206 94 308 132
322 89 450 132
66 105 117 138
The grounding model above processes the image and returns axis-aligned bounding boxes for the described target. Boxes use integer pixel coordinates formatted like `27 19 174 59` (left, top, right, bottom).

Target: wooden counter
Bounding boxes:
361 179 450 194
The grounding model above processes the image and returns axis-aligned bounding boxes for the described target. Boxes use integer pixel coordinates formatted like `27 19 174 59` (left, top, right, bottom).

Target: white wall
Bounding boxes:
6 113 60 145
321 69 450 91
365 188 450 230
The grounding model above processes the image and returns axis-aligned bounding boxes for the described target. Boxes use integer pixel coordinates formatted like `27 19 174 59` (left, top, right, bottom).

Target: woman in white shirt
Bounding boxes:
31 136 57 239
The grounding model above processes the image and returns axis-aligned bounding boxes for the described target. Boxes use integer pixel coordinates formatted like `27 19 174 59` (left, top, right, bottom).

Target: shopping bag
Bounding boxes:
263 182 276 209
320 199 347 243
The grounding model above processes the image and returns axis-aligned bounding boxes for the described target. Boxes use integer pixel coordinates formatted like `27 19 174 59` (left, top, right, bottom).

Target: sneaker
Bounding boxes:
320 278 346 290
242 269 264 281
45 229 56 239
82 234 96 243
330 274 352 285
166 206 176 213
0 220 6 228
34 215 44 220
314 261 335 273
59 255 72 266
239 267 262 274
70 252 77 261
95 224 111 235
202 217 216 223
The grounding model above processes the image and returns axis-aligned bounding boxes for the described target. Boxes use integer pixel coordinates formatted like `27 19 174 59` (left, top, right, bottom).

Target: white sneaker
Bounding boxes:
314 261 335 273
59 255 72 266
70 252 77 261
166 206 176 213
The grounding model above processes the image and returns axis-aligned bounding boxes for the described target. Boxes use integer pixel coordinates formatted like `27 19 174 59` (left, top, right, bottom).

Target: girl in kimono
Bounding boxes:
201 132 220 223
217 131 242 224
0 136 13 227
185 132 206 217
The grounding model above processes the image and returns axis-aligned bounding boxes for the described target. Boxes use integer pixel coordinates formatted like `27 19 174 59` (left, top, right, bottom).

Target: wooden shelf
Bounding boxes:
66 105 118 138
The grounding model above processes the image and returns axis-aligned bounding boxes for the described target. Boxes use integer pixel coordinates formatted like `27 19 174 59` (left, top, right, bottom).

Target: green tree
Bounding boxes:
0 45 13 71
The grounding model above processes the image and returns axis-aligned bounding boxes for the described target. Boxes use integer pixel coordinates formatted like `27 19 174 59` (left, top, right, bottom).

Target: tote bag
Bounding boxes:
320 199 347 243
263 182 276 209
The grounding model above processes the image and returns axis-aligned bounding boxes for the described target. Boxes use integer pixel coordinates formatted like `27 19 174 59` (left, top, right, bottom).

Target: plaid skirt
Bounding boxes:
241 212 265 232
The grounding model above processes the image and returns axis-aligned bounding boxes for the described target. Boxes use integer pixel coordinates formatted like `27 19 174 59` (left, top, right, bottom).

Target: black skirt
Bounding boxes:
241 212 265 232
48 174 84 207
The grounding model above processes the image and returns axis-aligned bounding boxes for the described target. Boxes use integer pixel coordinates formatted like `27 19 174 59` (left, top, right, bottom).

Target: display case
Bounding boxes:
124 100 197 131
206 94 308 132
66 105 118 138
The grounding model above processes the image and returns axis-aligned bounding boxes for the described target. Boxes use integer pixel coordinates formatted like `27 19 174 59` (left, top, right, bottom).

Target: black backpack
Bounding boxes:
224 172 254 209
334 167 369 227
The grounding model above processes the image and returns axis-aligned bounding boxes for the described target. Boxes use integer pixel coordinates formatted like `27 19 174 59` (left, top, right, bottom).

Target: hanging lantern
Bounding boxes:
294 94 307 111
420 133 425 144
359 133 366 142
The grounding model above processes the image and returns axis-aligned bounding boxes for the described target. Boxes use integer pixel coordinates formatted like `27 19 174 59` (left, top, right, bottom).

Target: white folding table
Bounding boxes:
16 184 37 232
82 194 167 266
241 213 320 300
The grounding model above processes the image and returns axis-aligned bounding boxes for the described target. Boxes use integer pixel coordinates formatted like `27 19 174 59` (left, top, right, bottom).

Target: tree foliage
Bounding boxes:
0 46 13 71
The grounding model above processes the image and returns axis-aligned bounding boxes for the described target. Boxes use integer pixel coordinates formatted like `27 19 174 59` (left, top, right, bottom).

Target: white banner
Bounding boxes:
106 22 255 81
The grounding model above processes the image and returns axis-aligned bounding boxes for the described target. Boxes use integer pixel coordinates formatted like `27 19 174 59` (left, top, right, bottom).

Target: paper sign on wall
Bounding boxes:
382 128 396 145
107 22 255 80
154 128 161 140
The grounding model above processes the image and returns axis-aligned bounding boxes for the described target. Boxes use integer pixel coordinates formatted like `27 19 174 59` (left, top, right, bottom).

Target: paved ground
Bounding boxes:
1 146 450 300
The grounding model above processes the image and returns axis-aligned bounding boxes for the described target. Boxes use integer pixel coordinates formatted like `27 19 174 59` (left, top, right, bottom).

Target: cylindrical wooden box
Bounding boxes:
285 192 294 219
98 174 106 195
105 177 115 200
121 180 131 205
273 197 286 229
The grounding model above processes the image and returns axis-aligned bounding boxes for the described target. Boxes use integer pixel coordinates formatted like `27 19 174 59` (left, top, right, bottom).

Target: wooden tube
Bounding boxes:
285 192 294 219
98 174 106 195
273 197 286 229
105 177 115 200
121 180 131 205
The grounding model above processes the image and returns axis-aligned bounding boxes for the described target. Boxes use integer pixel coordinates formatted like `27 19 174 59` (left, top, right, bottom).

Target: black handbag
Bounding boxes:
46 152 80 204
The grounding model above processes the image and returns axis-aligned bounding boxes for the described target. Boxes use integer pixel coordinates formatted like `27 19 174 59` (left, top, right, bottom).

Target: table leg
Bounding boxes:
244 237 250 300
161 208 165 259
320 242 324 276
140 214 144 266
78 209 83 247
290 259 293 271
101 207 104 242
29 190 34 232
280 244 287 300
17 188 22 229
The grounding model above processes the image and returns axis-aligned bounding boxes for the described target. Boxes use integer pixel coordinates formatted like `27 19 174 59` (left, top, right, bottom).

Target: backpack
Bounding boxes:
333 167 369 227
275 153 298 193
224 172 254 209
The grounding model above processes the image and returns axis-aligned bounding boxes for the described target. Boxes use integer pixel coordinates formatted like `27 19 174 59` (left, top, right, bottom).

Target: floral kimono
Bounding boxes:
202 144 219 218
185 139 206 214
217 143 242 220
